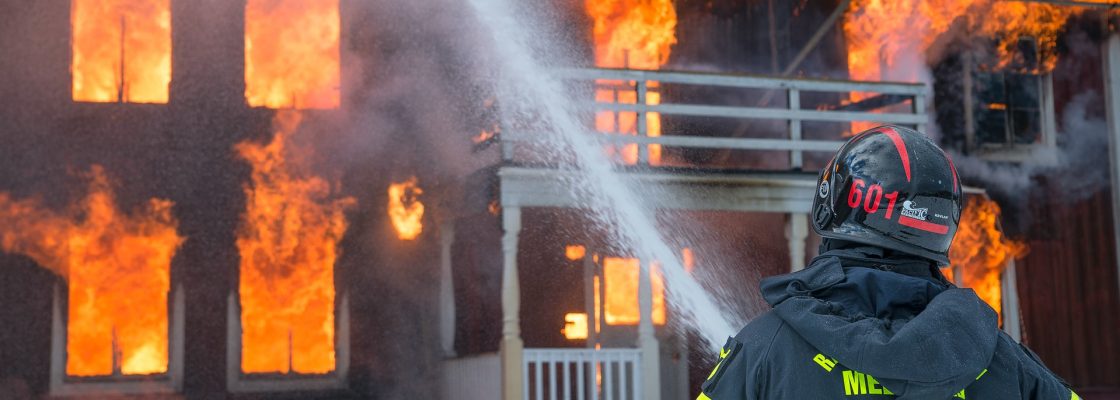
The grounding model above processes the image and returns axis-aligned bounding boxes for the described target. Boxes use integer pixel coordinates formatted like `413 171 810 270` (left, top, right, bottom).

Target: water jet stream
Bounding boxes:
468 0 738 350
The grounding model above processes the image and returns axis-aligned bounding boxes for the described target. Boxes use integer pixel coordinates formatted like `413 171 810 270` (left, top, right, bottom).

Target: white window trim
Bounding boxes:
49 283 184 396
225 291 350 393
974 73 1059 165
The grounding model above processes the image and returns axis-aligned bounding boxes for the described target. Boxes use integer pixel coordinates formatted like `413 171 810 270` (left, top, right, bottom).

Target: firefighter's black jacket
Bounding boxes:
697 246 1078 400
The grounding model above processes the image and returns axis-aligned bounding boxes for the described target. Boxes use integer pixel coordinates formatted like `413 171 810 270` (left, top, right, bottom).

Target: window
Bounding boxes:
601 257 666 326
973 72 1050 147
228 111 352 391
244 0 340 109
963 37 1058 162
0 166 184 394
71 0 171 103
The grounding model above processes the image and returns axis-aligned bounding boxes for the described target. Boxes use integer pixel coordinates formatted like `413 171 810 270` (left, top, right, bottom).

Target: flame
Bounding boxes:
681 247 695 274
593 275 602 334
843 0 1093 81
562 313 589 340
841 0 1110 135
472 129 497 145
488 199 501 216
245 0 340 109
602 257 666 325
71 0 170 103
235 110 355 374
586 0 677 165
566 245 587 261
388 177 425 241
948 197 1027 322
0 166 182 376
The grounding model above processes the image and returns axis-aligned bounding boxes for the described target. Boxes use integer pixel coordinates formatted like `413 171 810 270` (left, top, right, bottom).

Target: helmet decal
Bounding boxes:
881 128 912 182
899 212 950 234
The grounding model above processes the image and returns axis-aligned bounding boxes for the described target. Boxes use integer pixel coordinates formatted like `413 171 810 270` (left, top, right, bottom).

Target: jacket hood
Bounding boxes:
761 248 999 399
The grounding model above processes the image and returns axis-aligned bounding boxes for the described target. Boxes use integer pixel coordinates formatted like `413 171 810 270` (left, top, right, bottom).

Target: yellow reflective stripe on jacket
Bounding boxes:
1072 391 1081 400
707 347 731 379
696 392 713 400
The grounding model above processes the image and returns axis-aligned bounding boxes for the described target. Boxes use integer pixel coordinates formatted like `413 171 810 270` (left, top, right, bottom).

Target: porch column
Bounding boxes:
1001 260 1022 342
1104 32 1120 294
638 261 661 400
500 207 523 400
439 222 456 357
786 213 809 272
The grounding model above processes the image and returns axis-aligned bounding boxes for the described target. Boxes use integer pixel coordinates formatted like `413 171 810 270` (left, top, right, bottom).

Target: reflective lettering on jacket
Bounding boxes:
811 353 991 398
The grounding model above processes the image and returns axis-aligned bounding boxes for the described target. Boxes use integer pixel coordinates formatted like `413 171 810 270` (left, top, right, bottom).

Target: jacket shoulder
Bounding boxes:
732 311 786 361
961 333 1077 400
698 311 787 400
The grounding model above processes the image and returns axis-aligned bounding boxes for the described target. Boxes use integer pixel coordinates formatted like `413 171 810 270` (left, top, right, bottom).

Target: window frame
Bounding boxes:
48 283 184 396
225 290 350 393
969 72 1059 164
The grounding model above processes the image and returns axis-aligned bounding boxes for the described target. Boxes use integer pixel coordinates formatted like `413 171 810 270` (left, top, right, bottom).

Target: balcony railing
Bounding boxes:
501 67 927 170
523 348 641 400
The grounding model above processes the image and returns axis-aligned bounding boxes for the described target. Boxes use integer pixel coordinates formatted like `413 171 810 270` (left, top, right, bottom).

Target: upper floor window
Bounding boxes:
71 0 171 103
972 71 1054 149
245 0 340 109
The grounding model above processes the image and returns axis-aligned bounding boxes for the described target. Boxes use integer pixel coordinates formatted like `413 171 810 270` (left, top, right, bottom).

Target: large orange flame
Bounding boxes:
245 0 340 109
71 0 171 103
844 0 1111 82
0 166 182 376
842 0 1111 135
235 110 355 374
586 0 677 165
947 197 1027 322
388 177 424 241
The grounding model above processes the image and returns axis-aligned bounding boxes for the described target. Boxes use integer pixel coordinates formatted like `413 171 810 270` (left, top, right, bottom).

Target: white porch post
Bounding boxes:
787 213 809 272
638 261 661 400
1001 260 1022 342
439 222 457 357
1104 32 1120 295
500 207 524 400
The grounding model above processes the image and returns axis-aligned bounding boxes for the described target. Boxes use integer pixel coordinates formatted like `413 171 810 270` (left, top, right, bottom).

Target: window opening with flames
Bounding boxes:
586 0 677 165
245 0 341 109
71 0 171 104
235 111 355 375
562 246 697 341
0 167 183 378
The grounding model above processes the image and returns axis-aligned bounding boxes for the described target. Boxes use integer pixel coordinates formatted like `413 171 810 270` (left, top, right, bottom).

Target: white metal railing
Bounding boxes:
523 348 641 400
501 67 927 170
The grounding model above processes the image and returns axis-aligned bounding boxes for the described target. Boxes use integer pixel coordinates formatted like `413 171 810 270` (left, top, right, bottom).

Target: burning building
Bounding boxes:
0 0 1118 399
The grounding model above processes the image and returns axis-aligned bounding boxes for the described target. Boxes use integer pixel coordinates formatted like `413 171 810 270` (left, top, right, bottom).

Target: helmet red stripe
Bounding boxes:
945 153 959 192
899 215 949 234
881 128 911 182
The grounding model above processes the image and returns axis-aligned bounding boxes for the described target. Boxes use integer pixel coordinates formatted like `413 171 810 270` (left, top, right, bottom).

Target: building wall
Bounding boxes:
1017 188 1120 392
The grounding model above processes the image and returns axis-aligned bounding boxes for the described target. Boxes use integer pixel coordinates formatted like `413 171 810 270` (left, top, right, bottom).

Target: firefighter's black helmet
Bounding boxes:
812 125 962 265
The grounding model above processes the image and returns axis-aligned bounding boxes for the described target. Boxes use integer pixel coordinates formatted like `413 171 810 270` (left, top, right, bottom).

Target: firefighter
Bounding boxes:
696 125 1078 399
